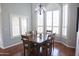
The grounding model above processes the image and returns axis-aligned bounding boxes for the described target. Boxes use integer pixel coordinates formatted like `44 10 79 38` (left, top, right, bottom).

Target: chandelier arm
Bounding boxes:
35 4 46 15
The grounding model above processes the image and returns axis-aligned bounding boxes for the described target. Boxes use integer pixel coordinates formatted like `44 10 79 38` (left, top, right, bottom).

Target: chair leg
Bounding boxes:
24 48 25 56
52 41 54 56
53 40 54 51
43 49 48 56
53 42 54 51
48 47 52 56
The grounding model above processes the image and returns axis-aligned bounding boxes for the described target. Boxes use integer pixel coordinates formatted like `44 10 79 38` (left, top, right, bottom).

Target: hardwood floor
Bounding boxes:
53 42 75 56
0 42 75 56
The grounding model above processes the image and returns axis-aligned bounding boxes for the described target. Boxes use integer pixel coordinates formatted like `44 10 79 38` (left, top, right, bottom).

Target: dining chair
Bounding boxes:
41 34 54 56
21 35 29 40
29 41 39 56
21 35 38 56
46 30 52 35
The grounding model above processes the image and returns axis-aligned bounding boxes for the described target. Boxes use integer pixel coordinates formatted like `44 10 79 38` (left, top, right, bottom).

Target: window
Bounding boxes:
20 17 27 35
36 4 68 39
46 10 60 35
62 4 68 36
53 10 60 34
46 11 52 31
37 13 44 34
11 15 28 38
11 16 20 37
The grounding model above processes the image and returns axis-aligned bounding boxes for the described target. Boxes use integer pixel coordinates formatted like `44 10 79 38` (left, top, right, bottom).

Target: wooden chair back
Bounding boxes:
21 35 29 40
21 35 38 56
42 34 54 56
46 30 52 35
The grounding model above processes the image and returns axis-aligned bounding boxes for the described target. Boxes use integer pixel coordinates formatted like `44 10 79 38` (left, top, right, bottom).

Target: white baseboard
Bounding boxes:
55 40 75 49
1 41 22 49
0 40 75 49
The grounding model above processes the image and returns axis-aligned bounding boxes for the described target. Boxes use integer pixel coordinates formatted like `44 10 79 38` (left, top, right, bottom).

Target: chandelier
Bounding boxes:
35 3 46 15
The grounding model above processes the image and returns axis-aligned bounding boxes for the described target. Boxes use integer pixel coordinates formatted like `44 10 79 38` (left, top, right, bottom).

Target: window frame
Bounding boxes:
10 14 28 39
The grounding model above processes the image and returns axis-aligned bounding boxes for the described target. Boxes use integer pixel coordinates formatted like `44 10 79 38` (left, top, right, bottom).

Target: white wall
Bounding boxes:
31 3 37 31
46 3 60 11
1 3 32 48
0 4 3 48
67 4 77 48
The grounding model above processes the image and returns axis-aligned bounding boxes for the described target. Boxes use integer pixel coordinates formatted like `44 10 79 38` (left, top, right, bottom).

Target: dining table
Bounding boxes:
22 33 54 55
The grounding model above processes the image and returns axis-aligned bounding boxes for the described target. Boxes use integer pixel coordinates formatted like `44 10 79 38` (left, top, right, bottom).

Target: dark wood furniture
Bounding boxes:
41 34 54 56
21 35 38 56
21 33 55 56
46 30 52 35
